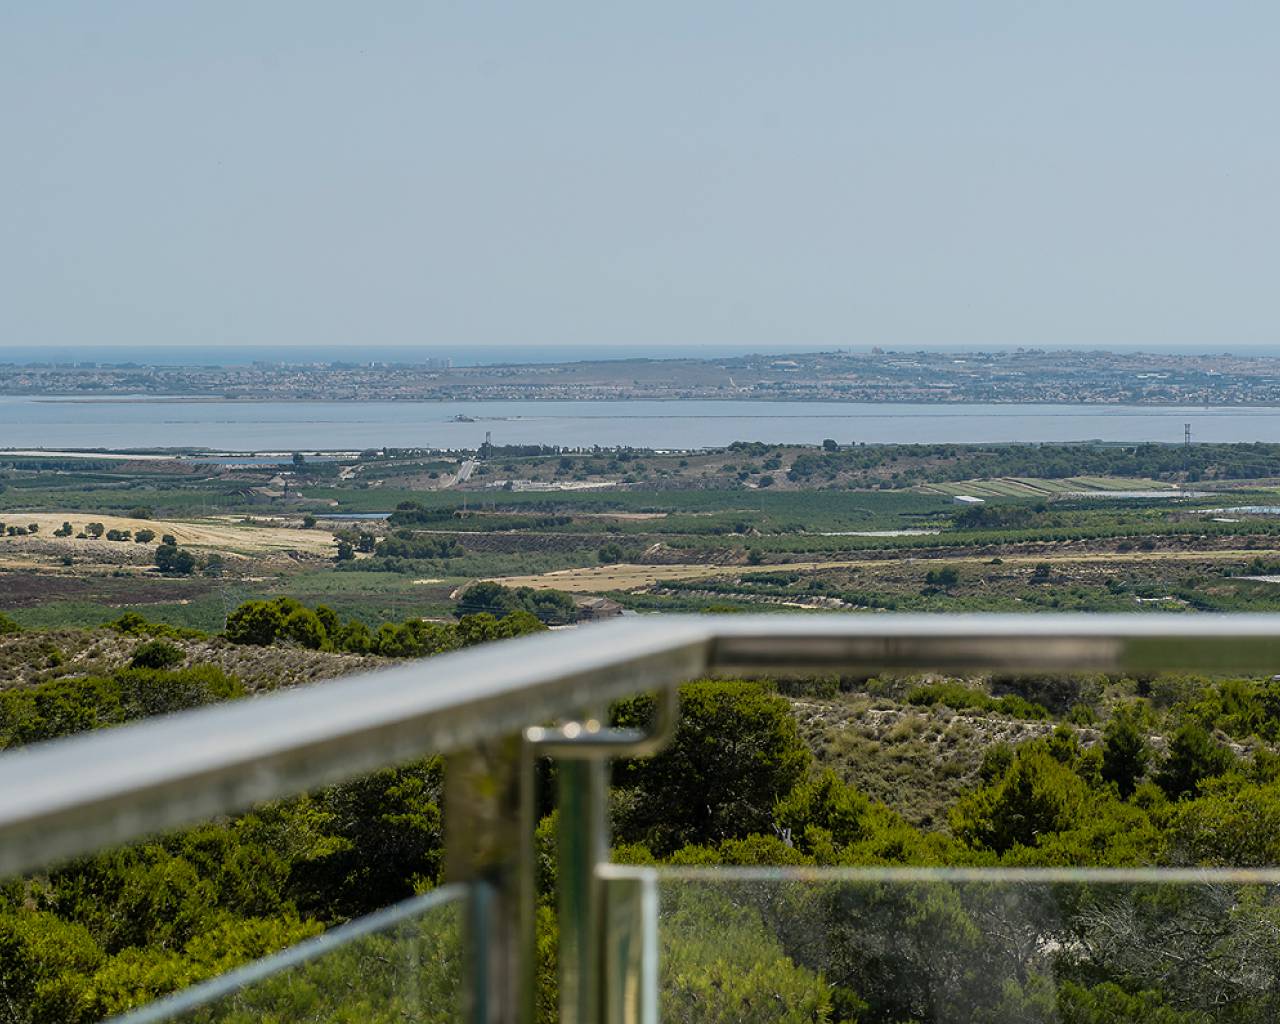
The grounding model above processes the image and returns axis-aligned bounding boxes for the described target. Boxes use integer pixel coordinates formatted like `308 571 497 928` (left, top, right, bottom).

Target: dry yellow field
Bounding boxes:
487 561 875 592
6 513 338 554
488 548 1277 593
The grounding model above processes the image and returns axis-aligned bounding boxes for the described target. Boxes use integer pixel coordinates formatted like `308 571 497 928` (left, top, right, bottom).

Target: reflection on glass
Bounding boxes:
606 867 1280 1024
113 885 463 1024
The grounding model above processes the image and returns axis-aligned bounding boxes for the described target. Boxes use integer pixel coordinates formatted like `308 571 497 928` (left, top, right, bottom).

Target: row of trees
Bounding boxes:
785 441 1280 486
455 582 578 625
224 596 545 656
11 521 167 542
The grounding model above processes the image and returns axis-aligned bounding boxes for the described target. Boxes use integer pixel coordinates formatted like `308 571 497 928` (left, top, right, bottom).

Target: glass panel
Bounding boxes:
113 884 464 1024
602 866 1280 1024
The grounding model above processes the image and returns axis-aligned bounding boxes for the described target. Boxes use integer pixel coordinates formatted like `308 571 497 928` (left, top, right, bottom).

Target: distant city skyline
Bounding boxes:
4 3 1280 350
9 341 1280 370
29 340 1280 364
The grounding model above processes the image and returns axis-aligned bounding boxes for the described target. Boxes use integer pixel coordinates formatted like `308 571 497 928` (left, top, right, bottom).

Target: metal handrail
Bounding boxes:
3 612 1280 878
0 616 709 878
7 612 1280 1024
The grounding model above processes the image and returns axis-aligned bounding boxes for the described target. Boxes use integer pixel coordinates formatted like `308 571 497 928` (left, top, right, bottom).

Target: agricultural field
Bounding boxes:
921 475 1183 497
489 547 1280 596
2 441 1280 631
7 512 337 553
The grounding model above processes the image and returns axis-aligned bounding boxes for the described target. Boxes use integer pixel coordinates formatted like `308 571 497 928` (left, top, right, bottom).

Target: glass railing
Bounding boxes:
112 885 465 1024
602 864 1280 1024
6 615 1280 1023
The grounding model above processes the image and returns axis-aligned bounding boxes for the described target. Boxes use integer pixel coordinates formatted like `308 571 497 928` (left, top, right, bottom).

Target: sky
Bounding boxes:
3 3 1280 352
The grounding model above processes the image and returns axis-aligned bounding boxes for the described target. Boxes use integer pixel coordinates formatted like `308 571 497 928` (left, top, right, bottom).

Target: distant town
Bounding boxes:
4 347 1280 405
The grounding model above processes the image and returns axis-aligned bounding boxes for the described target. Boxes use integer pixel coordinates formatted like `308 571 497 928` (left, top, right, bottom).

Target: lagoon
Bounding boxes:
5 398 1280 451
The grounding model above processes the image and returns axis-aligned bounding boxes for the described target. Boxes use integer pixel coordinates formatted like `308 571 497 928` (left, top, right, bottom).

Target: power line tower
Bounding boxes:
1184 423 1192 446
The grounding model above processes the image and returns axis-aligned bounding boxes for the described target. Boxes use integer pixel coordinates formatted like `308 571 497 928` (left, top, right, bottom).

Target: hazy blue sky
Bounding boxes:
4 3 1279 351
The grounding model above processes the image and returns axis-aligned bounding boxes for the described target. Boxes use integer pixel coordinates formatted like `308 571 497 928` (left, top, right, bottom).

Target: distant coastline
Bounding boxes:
8 347 1280 406
26 394 1280 409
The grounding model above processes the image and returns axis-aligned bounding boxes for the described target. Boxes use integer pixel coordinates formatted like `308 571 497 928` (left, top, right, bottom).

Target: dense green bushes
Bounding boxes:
372 532 463 560
223 596 546 655
128 639 185 670
454 582 578 625
787 441 1280 486
906 681 1050 719
0 666 242 749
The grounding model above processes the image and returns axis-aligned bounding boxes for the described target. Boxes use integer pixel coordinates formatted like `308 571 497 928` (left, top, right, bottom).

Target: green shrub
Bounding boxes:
129 640 185 670
906 682 1049 720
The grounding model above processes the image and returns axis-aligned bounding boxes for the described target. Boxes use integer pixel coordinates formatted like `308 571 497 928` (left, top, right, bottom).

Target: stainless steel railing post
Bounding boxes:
445 736 535 1024
529 688 681 1024
557 753 609 1024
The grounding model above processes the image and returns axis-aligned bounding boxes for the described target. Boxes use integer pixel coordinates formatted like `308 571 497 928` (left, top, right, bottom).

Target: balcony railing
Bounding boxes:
3 614 1280 1023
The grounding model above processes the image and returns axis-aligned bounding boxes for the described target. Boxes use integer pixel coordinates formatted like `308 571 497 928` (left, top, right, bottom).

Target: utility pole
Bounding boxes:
1184 423 1192 447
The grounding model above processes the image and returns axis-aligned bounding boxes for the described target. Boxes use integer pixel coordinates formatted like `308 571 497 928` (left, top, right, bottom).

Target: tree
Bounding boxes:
314 605 341 638
1057 981 1212 1024
85 523 105 539
456 582 576 625
335 540 355 562
161 534 177 546
301 514 317 529
334 619 374 653
1167 779 1280 866
612 681 811 853
134 529 156 544
372 531 461 559
111 611 151 636
26 523 38 534
154 543 196 575
455 581 517 617
0 910 105 1024
287 762 445 921
775 770 872 852
280 608 326 650
53 522 73 537
660 888 833 1024
950 746 1091 853
1155 721 1236 800
225 601 285 646
822 438 839 451
925 565 960 588
1101 705 1150 798
292 452 305 466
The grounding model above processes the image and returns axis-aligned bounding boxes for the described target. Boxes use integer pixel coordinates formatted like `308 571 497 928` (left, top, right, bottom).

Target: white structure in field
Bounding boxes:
952 494 985 505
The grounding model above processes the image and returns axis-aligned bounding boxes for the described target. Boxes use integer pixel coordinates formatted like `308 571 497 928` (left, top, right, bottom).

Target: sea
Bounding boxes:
3 397 1279 451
